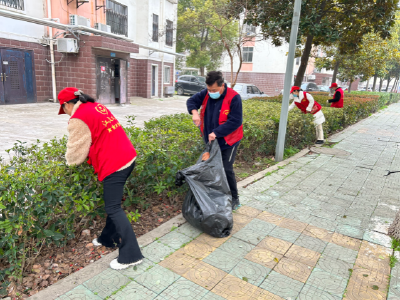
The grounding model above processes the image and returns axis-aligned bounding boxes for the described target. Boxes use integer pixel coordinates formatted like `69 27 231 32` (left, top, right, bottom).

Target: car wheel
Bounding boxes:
177 87 184 95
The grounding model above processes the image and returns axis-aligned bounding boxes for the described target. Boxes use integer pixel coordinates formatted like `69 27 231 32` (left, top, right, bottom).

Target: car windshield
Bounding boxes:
233 84 243 92
301 84 308 90
196 77 206 83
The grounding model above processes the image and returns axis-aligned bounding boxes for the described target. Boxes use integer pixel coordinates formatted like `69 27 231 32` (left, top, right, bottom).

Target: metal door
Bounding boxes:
96 57 112 104
2 49 28 104
119 60 127 104
152 66 156 96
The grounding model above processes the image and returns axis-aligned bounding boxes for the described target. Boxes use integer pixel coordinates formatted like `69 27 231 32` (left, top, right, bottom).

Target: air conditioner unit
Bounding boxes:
95 23 111 33
164 86 175 96
70 15 91 27
57 38 79 53
308 75 316 80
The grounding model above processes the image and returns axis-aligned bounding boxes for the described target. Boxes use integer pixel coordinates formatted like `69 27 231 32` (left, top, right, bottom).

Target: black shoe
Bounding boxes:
232 198 241 211
316 140 324 144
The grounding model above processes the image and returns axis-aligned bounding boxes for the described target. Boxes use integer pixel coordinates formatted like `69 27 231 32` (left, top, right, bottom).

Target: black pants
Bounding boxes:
221 145 239 200
98 162 144 264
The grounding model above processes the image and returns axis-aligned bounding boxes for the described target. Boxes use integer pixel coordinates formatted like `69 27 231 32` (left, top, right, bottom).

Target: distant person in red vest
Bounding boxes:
187 71 243 210
289 86 325 144
327 83 344 108
58 87 143 270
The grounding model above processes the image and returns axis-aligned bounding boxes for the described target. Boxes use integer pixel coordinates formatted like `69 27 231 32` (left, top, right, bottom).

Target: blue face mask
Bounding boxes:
293 94 298 98
209 91 221 99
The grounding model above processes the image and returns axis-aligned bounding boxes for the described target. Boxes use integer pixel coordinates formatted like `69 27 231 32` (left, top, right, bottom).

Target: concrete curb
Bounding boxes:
29 149 311 300
30 215 186 300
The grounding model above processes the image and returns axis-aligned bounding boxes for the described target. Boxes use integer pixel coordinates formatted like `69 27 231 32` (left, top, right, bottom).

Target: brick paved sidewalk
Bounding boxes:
52 104 400 300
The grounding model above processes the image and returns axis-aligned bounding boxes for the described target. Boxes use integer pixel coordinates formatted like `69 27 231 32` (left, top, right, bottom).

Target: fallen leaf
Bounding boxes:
372 285 379 290
242 277 248 282
274 258 279 263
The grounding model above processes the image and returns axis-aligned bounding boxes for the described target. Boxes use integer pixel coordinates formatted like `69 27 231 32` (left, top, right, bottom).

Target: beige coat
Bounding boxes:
66 101 135 171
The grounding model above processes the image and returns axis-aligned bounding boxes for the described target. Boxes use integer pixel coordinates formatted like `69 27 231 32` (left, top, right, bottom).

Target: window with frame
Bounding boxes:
0 0 24 10
164 67 171 83
153 14 159 42
244 24 256 35
166 20 173 47
242 47 254 63
106 0 128 36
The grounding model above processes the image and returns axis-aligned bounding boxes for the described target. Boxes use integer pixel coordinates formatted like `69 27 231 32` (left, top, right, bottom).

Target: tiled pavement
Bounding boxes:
55 104 400 299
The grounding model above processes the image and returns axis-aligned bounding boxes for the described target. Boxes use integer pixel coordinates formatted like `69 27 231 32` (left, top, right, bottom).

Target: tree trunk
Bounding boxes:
366 78 370 91
332 60 339 83
200 67 205 76
372 74 378 91
294 35 314 87
348 80 353 93
379 78 383 92
386 76 391 92
391 79 397 93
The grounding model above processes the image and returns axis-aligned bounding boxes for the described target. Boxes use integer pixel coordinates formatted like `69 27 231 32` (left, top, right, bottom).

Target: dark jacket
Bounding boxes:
187 85 243 151
328 90 341 103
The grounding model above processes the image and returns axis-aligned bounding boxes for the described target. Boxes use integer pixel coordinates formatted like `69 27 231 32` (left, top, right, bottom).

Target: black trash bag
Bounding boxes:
176 141 233 238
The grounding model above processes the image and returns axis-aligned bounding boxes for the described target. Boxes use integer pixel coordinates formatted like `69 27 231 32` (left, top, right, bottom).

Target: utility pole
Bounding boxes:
275 0 302 162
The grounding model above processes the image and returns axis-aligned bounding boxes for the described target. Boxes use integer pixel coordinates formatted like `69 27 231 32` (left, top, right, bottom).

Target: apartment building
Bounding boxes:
220 26 334 96
0 0 180 105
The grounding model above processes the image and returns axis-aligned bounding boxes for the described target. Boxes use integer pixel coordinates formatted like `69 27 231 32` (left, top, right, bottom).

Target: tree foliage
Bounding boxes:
235 0 399 86
176 0 238 75
316 11 400 92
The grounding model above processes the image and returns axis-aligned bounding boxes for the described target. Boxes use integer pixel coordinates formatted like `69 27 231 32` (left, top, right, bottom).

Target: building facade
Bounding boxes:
0 0 179 105
220 28 334 96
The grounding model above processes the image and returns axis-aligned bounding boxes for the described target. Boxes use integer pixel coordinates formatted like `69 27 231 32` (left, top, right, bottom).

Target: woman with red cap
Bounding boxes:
327 83 344 108
58 87 143 270
289 86 325 144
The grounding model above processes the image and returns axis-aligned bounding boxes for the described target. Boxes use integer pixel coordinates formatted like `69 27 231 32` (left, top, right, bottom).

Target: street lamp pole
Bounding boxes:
275 0 302 162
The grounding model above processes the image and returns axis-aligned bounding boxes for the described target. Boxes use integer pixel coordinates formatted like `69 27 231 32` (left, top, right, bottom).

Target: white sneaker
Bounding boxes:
92 238 102 247
110 258 143 270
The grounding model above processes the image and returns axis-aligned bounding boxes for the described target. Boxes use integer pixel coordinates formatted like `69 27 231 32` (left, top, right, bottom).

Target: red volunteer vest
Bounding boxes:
331 88 344 108
200 87 243 146
295 92 322 115
71 102 137 181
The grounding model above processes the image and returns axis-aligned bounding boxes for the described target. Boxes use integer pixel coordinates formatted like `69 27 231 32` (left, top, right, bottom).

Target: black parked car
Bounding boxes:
175 75 207 95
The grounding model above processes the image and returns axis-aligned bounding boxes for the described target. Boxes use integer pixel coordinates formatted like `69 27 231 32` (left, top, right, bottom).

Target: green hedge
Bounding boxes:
1 92 399 287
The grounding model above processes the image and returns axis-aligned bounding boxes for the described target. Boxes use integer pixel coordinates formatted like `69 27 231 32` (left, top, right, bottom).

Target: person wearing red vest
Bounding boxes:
58 87 143 270
187 71 243 210
327 83 344 108
289 86 326 144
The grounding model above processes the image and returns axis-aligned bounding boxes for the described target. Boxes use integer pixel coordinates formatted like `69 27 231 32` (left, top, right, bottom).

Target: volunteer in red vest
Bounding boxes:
289 86 325 144
187 71 243 210
327 83 344 108
58 87 143 270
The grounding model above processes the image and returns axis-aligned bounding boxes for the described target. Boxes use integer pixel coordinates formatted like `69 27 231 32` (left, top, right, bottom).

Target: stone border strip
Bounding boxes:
30 149 310 300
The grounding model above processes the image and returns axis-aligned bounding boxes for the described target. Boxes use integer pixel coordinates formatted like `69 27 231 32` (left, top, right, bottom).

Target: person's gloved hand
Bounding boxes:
202 152 210 161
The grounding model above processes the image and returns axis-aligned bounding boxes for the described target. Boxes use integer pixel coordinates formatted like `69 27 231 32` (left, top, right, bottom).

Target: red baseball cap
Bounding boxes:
290 86 300 93
58 87 80 115
330 83 338 88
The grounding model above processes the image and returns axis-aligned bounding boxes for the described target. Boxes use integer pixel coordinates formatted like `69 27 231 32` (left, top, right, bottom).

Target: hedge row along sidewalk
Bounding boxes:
1 92 399 298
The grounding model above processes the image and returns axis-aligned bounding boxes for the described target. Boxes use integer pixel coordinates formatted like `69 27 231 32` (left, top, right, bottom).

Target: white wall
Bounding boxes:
0 0 47 43
220 40 289 74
